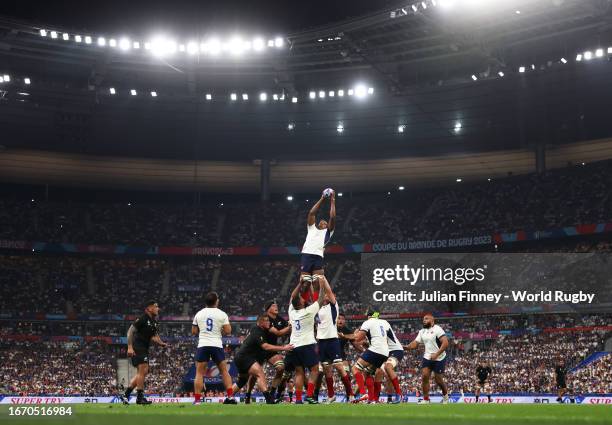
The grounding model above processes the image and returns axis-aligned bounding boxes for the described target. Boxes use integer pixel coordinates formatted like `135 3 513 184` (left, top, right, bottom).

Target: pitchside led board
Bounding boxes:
360 253 612 314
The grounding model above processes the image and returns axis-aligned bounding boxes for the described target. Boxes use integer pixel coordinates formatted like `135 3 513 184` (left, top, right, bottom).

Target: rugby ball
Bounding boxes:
322 188 334 198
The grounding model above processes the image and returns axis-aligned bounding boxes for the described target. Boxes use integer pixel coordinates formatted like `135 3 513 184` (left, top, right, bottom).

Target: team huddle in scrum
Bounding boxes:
119 189 452 405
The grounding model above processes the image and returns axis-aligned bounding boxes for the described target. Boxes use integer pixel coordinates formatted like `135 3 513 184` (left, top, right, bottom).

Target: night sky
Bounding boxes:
0 0 399 36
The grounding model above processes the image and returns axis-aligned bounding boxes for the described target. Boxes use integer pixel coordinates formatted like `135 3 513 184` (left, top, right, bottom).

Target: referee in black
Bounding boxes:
119 301 168 405
555 361 573 403
232 314 293 404
475 362 492 403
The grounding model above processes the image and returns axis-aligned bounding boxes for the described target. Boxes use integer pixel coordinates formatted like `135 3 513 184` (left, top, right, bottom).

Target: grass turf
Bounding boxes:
2 403 611 425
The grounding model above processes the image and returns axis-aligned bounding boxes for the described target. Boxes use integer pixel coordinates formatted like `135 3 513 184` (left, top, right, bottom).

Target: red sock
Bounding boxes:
424 395 430 401
307 382 315 398
365 376 375 401
325 377 335 397
194 393 201 402
355 371 366 395
296 389 303 402
374 382 381 401
391 377 402 395
341 374 353 396
226 388 233 397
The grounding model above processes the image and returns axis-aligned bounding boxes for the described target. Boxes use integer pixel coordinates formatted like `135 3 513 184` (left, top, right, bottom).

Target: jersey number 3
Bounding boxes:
294 320 301 331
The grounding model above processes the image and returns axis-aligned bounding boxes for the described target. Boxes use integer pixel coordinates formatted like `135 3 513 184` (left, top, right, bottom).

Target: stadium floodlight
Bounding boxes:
398 186 405 191
560 57 567 64
75 35 82 43
456 178 462 182
228 36 246 56
144 42 151 50
150 91 157 97
151 36 177 57
273 94 279 101
292 97 298 103
3 74 10 82
454 121 462 132
85 36 92 44
338 192 343 197
318 90 326 98
109 38 117 47
519 66 526 72
274 37 284 48
576 54 582 61
0 76 4 83
337 123 344 133
133 41 140 49
354 85 367 98
287 122 295 130
50 31 58 39
328 91 335 97
471 74 478 81
130 89 137 96
40 29 47 37
498 71 505 77
348 89 354 96
230 93 237 101
398 125 406 133
253 38 265 51
584 51 592 60
309 91 316 99
24 78 31 85
595 48 604 58
179 44 186 52
368 87 374 94
119 38 131 51
267 39 274 47
338 89 344 97
608 47 612 54
422 2 427 9
205 93 212 100
260 92 268 102
531 64 535 70
97 37 106 46
187 41 198 55
109 87 116 95
412 4 418 12
207 38 221 55
62 33 69 41
515 10 521 14
242 93 249 100
286 195 293 201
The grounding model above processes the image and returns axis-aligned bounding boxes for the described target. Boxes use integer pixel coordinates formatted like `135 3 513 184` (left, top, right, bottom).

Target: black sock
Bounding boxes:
124 386 134 397
137 390 144 400
288 391 293 402
277 383 286 398
263 391 274 404
476 395 479 402
487 395 491 402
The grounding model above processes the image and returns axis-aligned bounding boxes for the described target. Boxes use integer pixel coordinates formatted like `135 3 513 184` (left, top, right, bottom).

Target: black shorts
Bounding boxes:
300 254 324 273
478 379 487 386
131 347 149 367
235 356 259 374
557 380 567 389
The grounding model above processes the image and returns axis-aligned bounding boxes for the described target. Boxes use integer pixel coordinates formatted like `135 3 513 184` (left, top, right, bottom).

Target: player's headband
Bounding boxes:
365 307 380 318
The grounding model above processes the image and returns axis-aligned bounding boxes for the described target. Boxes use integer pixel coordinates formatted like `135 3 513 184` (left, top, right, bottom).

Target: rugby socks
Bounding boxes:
365 376 375 401
306 382 315 398
354 371 366 396
295 389 303 403
136 389 144 400
391 377 402 396
326 377 335 397
226 388 233 397
373 381 382 401
124 386 134 398
194 393 201 402
288 391 294 402
341 375 353 396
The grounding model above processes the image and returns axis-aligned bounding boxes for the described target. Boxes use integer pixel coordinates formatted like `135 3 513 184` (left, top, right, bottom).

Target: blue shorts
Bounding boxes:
388 350 404 363
195 346 225 364
361 350 388 369
300 254 324 273
318 338 343 365
421 357 446 374
292 344 320 369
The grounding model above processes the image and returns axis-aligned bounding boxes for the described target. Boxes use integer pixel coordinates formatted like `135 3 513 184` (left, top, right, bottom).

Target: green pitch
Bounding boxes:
2 403 611 425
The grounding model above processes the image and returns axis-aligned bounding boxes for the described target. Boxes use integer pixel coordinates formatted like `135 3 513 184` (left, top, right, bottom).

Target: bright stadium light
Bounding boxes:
119 38 131 50
228 36 246 56
24 78 31 85
179 44 186 52
456 178 462 182
130 89 137 96
576 54 582 61
292 97 298 103
273 94 279 101
519 66 526 72
253 38 265 51
85 36 92 44
151 36 177 57
230 93 237 101
260 92 267 101
242 93 249 100
274 37 284 48
109 87 116 94
354 85 367 98
287 122 295 131
3 74 10 82
318 90 325 98
50 31 58 39
368 87 374 94
498 71 505 77
205 93 212 100
328 91 335 97
398 186 405 191
454 121 462 132
109 38 117 47
560 57 567 64
287 195 293 201
309 91 316 99
267 39 274 47
97 37 106 46
207 38 221 55
412 4 418 12
471 74 478 81
337 192 343 197
337 123 344 133
348 88 354 96
187 41 198 55
133 41 140 49
144 42 151 50
398 125 406 133
150 91 157 97
0 76 4 83
595 48 604 57
608 47 612 54
75 35 82 43
338 89 345 97
62 33 69 41
39 29 47 37
584 51 593 60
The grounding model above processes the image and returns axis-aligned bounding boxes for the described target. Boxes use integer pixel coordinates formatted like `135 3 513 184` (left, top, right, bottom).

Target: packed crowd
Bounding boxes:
1 313 609 397
1 161 611 248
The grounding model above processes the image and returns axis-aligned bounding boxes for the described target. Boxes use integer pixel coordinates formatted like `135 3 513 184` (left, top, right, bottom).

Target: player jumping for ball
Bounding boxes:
300 189 336 302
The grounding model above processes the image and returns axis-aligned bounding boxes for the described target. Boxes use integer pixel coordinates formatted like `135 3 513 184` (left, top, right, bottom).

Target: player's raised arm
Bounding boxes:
320 276 336 305
328 192 336 231
315 276 330 306
307 196 325 226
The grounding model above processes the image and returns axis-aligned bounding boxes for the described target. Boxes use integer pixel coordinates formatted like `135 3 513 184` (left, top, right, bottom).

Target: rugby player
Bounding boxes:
405 314 449 404
120 301 168 405
475 362 492 403
191 292 235 405
263 300 292 402
382 323 404 403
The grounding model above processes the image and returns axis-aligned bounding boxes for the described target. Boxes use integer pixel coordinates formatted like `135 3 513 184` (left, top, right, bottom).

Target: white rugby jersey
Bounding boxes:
359 317 391 357
414 324 447 361
316 302 339 340
289 302 320 347
301 224 334 258
387 326 403 352
192 307 229 348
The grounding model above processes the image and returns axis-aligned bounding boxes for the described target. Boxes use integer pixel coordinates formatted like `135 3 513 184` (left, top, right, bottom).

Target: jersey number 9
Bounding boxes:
206 318 213 331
